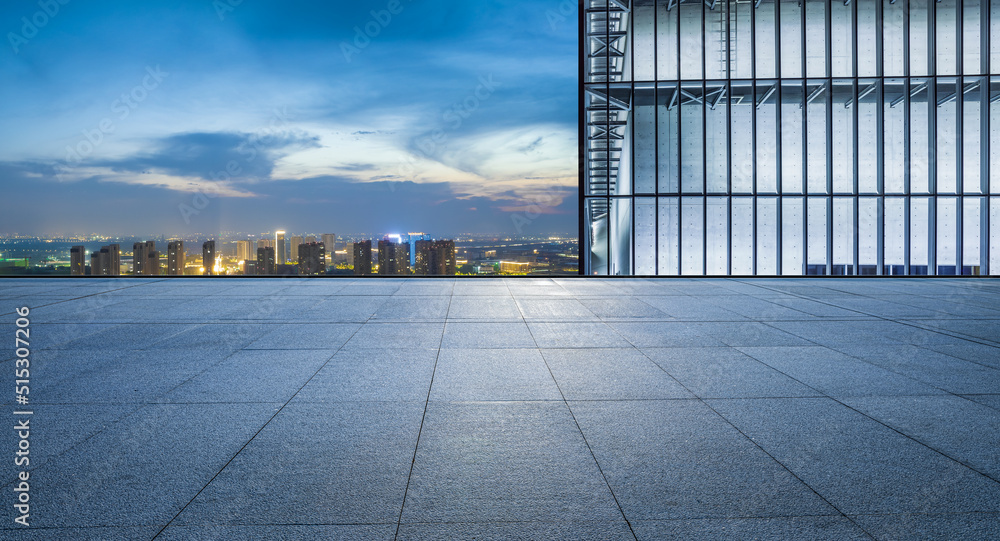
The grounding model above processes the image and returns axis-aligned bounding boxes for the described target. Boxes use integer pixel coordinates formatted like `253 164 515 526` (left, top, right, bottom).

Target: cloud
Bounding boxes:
334 162 378 172
0 1 579 236
81 131 322 183
517 137 544 154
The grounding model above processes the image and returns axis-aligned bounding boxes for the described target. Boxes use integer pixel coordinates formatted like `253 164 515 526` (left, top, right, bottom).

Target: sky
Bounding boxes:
0 0 579 237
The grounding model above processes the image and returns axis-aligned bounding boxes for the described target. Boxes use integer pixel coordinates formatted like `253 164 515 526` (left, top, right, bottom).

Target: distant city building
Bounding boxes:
289 236 303 263
70 246 86 276
406 233 429 267
257 238 274 250
89 251 104 276
203 241 216 275
236 240 252 262
242 259 257 276
500 261 532 274
298 242 326 276
378 238 410 276
167 241 185 276
353 240 372 275
145 248 160 276
304 236 316 245
257 246 276 275
275 231 287 263
415 240 456 276
322 234 337 257
133 241 157 275
104 244 121 276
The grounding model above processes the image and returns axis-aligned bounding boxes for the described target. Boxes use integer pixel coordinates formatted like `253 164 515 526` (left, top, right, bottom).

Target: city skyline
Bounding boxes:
0 1 579 237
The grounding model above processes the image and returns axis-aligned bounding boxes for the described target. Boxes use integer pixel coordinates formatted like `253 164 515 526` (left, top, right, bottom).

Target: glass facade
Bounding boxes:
582 0 1000 276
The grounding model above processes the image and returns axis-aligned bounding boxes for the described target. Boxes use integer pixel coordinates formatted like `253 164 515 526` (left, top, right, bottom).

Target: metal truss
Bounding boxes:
584 0 632 227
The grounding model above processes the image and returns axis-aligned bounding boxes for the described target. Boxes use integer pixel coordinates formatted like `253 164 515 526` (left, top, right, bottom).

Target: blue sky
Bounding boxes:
0 0 578 236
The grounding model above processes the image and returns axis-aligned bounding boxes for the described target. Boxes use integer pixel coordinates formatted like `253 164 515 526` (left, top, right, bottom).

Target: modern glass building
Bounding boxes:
581 0 1000 276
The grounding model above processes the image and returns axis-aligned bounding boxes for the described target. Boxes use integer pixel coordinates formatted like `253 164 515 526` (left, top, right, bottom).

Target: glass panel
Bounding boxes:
936 197 958 274
859 197 879 274
883 0 906 77
991 197 1000 274
657 0 679 81
963 197 983 273
706 197 728 275
964 78 983 195
857 1 878 77
781 81 804 194
585 89 610 196
884 198 906 274
937 78 960 194
755 0 777 79
731 82 754 194
994 0 1000 73
858 79 880 194
621 9 632 82
681 197 704 275
910 0 931 76
681 82 704 193
781 197 804 275
658 197 680 275
586 198 609 275
757 197 779 275
831 1 853 77
706 83 728 193
807 197 828 274
910 79 932 194
993 78 1000 194
756 81 779 194
806 81 828 194
731 197 754 275
964 0 983 75
658 83 680 193
611 198 632 275
884 79 906 194
730 0 753 79
833 197 855 273
635 198 656 275
680 2 703 80
705 1 727 80
805 0 827 78
910 197 931 274
618 106 633 197
780 1 802 78
634 84 656 194
832 80 855 194
633 2 655 81
937 0 959 76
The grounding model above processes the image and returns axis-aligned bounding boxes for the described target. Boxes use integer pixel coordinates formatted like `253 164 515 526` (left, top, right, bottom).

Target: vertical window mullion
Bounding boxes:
904 78 912 274
928 79 938 272
852 0 860 275
653 3 658 274
957 78 965 272
775 0 783 275
606 3 611 275
877 80 885 274
726 3 732 276
702 1 708 275
751 0 758 275
802 79 808 272
630 7 636 276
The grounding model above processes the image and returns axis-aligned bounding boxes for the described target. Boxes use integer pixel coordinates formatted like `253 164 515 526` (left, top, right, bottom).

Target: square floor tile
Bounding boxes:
542 348 692 400
570 399 836 520
441 322 536 349
401 401 621 523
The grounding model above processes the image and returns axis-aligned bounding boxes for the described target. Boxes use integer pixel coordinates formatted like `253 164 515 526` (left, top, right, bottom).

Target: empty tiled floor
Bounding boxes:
2 277 1000 540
